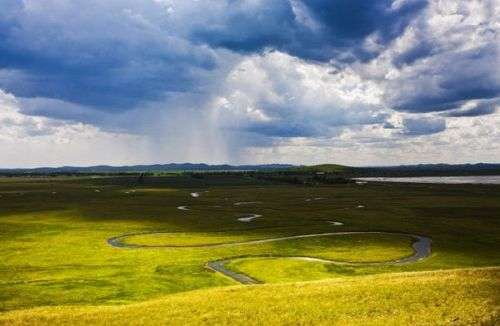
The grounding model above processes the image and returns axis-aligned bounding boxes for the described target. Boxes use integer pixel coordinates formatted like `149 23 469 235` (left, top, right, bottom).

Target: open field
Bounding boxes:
0 175 499 323
1 268 498 325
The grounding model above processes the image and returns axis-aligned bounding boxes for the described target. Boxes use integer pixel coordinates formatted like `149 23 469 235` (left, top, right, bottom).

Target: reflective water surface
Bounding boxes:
356 176 500 184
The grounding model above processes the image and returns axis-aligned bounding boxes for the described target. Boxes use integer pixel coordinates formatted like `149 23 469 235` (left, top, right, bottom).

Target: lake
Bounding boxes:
355 176 500 185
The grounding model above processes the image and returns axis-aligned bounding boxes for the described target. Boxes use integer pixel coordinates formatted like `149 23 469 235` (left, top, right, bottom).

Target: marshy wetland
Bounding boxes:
0 174 499 324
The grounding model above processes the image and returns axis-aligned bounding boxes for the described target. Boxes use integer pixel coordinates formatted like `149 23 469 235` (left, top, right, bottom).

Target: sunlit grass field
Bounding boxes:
0 175 499 323
1 268 498 325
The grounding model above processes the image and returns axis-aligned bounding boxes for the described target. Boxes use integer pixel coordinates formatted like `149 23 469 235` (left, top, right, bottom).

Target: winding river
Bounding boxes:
107 231 432 284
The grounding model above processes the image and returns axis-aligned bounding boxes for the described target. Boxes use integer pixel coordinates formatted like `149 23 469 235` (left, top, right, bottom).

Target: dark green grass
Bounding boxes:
0 175 499 311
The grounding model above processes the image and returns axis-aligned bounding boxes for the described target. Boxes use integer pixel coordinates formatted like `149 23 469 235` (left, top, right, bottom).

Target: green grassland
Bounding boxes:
0 174 499 323
289 163 350 173
1 268 498 325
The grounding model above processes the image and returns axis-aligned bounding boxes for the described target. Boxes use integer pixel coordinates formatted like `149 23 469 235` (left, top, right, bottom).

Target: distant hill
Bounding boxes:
282 163 500 178
288 164 349 173
1 163 499 176
0 163 295 174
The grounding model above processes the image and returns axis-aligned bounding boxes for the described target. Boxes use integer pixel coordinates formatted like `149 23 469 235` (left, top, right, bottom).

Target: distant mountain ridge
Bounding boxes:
1 163 499 175
0 163 295 173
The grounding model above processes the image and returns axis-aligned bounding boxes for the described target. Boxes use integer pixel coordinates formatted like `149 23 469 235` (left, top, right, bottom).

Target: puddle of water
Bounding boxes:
237 214 262 222
234 201 261 206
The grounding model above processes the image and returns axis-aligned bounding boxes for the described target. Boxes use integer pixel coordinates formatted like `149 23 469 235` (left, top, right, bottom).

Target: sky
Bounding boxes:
0 0 499 168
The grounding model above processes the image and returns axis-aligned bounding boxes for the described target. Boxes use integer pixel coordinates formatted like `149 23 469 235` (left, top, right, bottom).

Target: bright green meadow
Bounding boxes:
0 175 499 324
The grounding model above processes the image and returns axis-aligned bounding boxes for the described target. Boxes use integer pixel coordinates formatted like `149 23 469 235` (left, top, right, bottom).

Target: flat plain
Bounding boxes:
0 175 499 324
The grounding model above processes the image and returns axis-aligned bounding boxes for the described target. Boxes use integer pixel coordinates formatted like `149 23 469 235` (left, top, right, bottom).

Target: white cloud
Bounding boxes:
0 90 150 168
0 0 498 167
211 51 386 139
379 0 499 112
240 111 500 166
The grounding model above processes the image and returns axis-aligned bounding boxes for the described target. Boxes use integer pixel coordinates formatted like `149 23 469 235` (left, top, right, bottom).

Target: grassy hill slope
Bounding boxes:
288 164 351 173
1 267 498 325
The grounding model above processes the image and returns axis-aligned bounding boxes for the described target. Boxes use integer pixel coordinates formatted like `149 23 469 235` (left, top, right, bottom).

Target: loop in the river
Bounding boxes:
107 231 432 284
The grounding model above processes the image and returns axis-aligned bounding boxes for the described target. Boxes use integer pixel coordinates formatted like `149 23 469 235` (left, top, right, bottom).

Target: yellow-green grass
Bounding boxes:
1 267 498 325
121 232 268 246
120 232 414 257
121 188 177 193
223 233 418 282
290 164 349 173
225 234 411 284
252 233 415 262
0 175 499 313
227 258 354 282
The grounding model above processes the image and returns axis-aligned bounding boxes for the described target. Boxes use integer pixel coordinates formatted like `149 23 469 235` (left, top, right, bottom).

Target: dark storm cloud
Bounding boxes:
0 0 218 113
0 0 428 116
188 0 428 62
442 99 498 118
240 105 389 139
0 0 497 142
303 0 427 46
387 45 500 114
402 117 446 136
246 122 319 138
392 41 433 67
